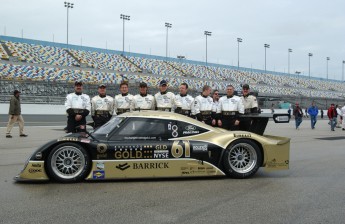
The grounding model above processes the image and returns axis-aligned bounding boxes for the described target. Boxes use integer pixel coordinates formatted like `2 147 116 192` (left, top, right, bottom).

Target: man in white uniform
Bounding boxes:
154 80 181 112
216 85 244 130
114 82 134 115
65 81 91 133
91 84 114 128
175 83 194 116
191 85 214 125
132 82 155 110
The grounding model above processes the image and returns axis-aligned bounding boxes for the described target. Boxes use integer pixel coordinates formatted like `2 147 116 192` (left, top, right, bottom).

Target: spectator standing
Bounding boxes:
320 108 324 119
341 105 345 131
336 105 342 128
307 101 318 129
293 102 303 130
6 90 28 138
304 108 309 118
327 104 337 131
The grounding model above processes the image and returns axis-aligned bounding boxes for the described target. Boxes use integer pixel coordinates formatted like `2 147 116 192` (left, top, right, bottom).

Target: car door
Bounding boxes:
107 117 172 161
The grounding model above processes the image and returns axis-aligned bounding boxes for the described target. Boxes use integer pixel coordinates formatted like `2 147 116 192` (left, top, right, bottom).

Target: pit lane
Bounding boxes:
1 118 344 224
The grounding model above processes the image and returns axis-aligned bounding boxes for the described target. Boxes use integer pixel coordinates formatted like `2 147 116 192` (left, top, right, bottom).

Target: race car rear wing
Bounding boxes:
240 113 290 135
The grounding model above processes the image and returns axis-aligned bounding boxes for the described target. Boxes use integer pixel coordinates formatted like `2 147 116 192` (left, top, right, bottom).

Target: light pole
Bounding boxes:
204 31 212 66
308 53 313 78
288 48 292 74
64 2 74 47
326 57 330 80
264 44 270 72
165 22 172 60
295 71 301 84
341 61 345 82
237 38 242 69
120 14 130 54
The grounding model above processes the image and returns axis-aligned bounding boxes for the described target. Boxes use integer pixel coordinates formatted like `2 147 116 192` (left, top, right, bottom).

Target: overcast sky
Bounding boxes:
1 0 345 80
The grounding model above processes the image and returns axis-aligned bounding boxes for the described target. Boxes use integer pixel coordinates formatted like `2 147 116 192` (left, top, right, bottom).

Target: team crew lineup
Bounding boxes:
64 80 258 132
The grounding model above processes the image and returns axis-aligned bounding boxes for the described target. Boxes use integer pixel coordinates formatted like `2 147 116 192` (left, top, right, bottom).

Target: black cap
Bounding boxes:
139 82 147 87
159 80 167 86
242 84 250 89
98 84 106 88
74 81 83 86
13 90 21 95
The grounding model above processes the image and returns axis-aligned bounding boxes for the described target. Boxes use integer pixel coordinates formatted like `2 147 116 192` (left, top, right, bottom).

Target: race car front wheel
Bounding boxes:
47 143 91 183
223 139 262 179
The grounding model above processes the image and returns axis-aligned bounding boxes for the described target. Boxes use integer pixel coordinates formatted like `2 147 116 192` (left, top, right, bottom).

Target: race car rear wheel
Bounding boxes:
47 143 91 183
223 139 262 179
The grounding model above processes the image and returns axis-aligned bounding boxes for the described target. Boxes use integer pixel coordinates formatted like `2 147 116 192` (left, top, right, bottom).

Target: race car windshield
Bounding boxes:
93 117 125 135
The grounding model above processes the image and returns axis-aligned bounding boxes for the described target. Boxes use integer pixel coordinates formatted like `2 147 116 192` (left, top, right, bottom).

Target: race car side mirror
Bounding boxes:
273 114 290 123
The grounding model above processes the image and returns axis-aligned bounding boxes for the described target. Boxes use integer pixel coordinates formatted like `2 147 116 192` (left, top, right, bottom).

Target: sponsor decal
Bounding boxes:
185 125 196 131
97 143 107 153
233 133 251 138
28 168 42 173
96 162 105 170
115 150 143 159
133 162 169 170
124 136 156 140
93 170 105 179
116 163 130 171
153 150 169 159
58 137 78 142
80 139 90 143
155 145 168 150
31 163 42 168
192 144 208 152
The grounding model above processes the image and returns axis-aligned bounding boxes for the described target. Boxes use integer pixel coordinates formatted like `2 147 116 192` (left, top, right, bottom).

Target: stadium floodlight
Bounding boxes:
326 57 330 80
342 60 345 81
64 2 74 47
237 38 243 69
295 71 301 84
120 14 130 54
165 23 172 60
308 53 313 79
288 48 292 74
204 31 212 66
264 44 270 73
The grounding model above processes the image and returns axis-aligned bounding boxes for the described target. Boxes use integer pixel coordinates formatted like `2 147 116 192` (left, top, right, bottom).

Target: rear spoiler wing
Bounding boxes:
240 113 290 135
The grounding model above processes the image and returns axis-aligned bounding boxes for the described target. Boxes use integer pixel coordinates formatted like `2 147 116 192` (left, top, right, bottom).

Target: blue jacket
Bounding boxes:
308 106 318 116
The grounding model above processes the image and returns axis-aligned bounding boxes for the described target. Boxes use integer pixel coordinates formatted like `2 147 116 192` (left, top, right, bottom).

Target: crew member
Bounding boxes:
114 82 134 115
191 85 214 125
239 84 258 131
175 83 194 116
132 82 155 110
216 85 244 130
65 81 91 133
154 80 182 112
91 84 114 129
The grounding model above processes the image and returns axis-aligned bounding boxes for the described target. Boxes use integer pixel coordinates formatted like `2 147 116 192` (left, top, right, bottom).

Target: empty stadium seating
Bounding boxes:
1 36 345 100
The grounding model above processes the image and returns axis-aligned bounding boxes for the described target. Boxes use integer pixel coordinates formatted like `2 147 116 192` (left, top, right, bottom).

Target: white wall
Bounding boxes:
0 103 66 115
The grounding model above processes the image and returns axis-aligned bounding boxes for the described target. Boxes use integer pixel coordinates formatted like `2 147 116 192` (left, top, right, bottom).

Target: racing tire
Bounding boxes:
223 139 262 179
46 143 91 183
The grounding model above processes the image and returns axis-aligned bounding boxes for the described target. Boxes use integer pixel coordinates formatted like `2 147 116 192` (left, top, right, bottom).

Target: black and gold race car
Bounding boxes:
15 111 290 183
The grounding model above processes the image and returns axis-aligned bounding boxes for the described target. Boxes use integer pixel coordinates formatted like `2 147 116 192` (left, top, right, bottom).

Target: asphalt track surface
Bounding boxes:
1 117 345 224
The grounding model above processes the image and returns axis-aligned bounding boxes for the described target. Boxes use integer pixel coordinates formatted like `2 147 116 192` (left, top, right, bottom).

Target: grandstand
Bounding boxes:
1 35 345 109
